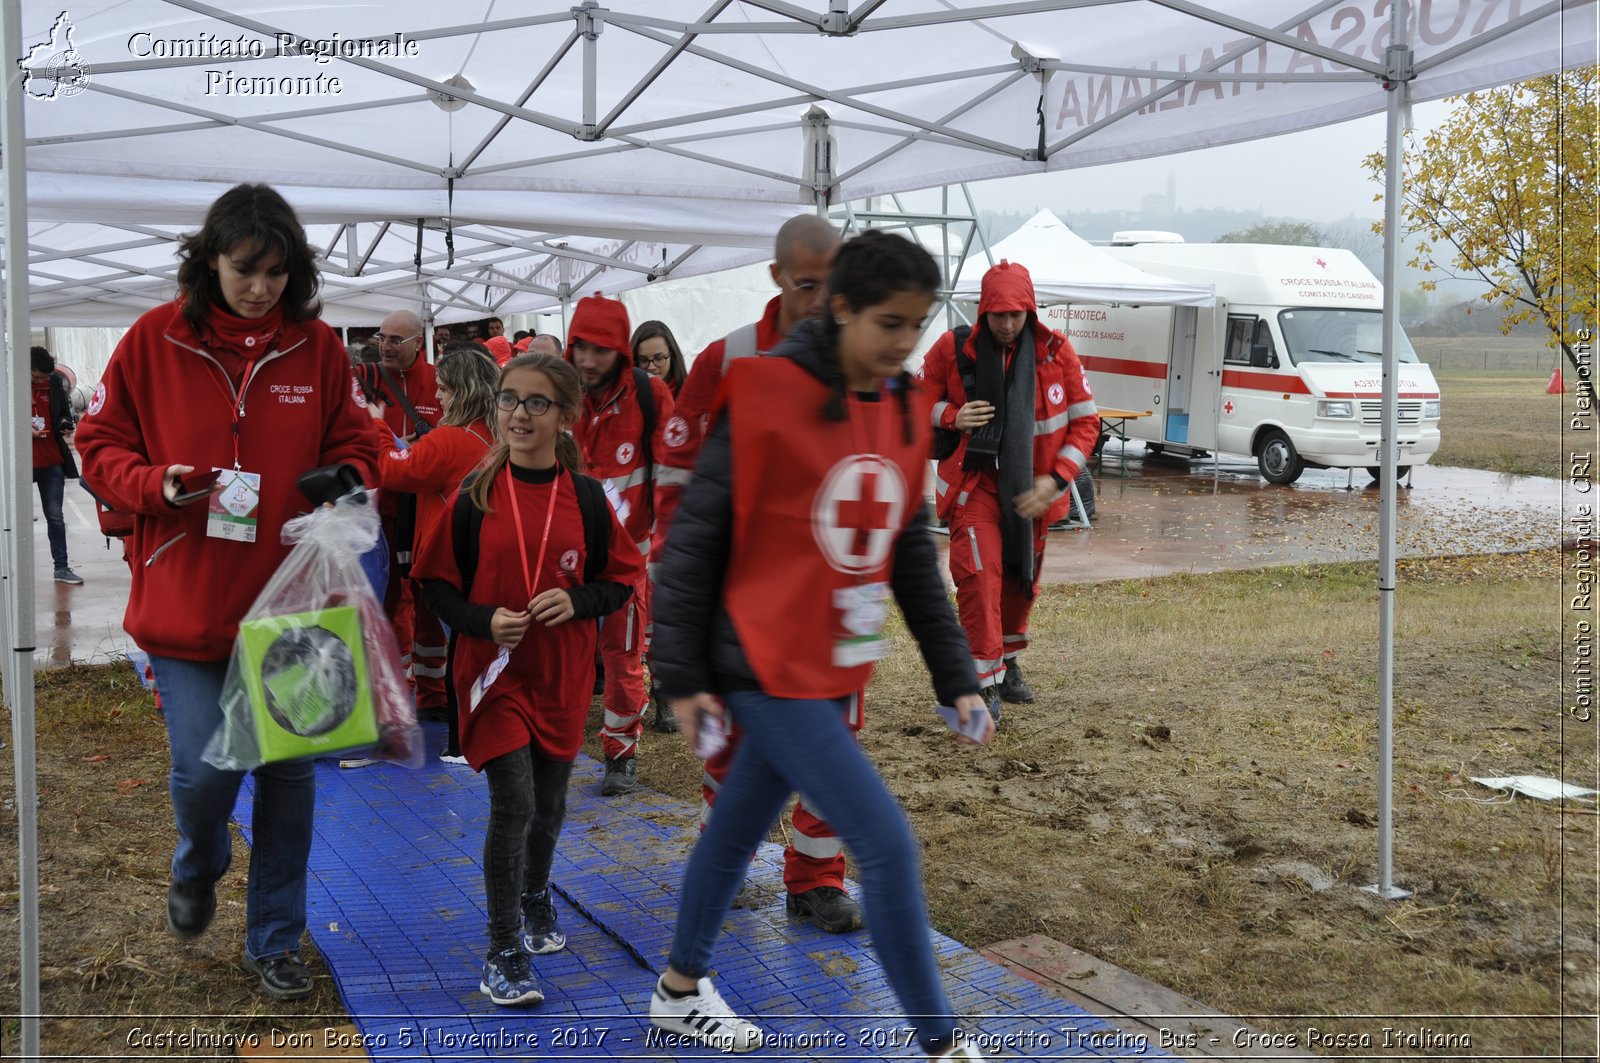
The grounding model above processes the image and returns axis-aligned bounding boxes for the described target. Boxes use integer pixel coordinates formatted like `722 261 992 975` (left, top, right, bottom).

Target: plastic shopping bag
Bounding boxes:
205 488 423 770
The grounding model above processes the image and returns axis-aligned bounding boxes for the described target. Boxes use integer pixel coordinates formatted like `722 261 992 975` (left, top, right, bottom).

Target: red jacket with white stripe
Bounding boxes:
918 321 1100 523
571 362 676 562
376 421 494 558
653 296 785 553
76 300 381 660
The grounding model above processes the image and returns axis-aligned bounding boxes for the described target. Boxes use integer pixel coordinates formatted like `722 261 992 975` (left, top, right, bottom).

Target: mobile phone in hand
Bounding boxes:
173 468 222 504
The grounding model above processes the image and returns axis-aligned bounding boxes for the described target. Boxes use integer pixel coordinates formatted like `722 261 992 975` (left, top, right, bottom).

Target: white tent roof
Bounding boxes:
951 208 1214 305
10 0 1590 325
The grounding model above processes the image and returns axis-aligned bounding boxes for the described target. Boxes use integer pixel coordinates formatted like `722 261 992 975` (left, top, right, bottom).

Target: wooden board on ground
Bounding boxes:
981 935 1284 1059
237 1024 370 1060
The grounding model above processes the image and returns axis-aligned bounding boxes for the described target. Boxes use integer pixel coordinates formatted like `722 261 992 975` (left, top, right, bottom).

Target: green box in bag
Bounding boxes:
237 606 378 762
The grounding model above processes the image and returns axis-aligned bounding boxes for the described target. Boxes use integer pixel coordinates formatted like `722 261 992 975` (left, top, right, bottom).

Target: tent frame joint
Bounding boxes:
1382 44 1415 87
820 0 854 36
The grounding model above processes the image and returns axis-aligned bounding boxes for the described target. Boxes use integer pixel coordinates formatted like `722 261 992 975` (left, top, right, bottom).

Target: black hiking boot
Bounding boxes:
998 661 1035 704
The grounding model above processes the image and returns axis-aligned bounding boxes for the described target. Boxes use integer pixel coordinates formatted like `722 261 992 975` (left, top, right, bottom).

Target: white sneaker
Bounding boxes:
438 753 468 766
648 976 763 1053
338 757 378 769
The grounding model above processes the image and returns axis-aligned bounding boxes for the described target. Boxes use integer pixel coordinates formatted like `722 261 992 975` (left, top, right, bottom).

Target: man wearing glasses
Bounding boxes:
651 215 866 937
371 310 445 720
566 293 676 798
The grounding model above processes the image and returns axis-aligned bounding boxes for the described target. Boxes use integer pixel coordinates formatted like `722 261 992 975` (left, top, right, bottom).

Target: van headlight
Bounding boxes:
1424 399 1441 419
1316 399 1355 419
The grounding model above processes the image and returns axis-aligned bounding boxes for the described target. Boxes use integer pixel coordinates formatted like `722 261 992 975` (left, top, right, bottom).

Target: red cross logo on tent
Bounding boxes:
812 455 907 575
1223 399 1235 416
1315 257 1327 268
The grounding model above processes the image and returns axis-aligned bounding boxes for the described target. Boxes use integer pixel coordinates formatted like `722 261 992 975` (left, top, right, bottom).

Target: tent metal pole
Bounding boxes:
1 0 43 1050
1366 0 1413 903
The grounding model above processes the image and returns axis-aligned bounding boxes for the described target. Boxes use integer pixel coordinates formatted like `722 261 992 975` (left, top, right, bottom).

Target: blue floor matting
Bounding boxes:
236 723 1180 1061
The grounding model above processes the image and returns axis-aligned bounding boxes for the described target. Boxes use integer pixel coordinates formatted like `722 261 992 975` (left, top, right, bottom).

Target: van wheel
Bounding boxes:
1257 430 1303 485
1365 465 1413 481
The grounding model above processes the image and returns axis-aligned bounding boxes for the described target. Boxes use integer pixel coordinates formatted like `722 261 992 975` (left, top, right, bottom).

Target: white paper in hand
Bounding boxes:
935 704 993 743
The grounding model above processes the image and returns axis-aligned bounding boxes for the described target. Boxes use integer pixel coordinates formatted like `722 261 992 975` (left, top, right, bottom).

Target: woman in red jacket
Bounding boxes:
412 353 644 1006
648 230 991 1059
372 345 499 763
75 184 380 1002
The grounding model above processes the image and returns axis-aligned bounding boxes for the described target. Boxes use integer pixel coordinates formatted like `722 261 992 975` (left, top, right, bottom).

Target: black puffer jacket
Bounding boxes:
649 319 980 707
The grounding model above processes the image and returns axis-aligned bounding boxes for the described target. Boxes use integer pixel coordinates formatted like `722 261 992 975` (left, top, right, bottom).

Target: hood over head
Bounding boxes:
566 292 633 363
977 259 1037 317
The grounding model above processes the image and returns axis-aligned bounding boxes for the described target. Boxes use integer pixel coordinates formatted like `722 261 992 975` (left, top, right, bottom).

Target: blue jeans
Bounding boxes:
32 464 67 570
667 691 956 1054
148 655 316 960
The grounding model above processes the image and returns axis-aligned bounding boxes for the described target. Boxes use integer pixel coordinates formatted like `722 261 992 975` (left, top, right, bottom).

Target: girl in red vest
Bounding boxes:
372 346 500 763
648 230 992 1060
411 353 644 1006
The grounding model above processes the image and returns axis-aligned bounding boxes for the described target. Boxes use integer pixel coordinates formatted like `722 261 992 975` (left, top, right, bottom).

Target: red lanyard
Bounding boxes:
206 356 260 471
504 465 561 602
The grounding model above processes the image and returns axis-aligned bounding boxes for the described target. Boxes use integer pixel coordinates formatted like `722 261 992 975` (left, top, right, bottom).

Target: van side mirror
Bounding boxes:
1250 344 1277 369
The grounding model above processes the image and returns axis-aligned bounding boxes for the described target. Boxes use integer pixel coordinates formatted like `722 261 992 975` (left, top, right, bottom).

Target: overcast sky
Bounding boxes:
960 99 1451 224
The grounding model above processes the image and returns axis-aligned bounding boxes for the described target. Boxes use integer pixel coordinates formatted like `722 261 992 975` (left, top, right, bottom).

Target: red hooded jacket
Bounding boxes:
76 300 381 660
653 295 785 552
566 294 676 559
918 260 1100 523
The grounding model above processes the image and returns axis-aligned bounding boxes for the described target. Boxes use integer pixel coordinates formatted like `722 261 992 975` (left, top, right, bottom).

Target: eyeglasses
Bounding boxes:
495 390 555 417
373 333 420 347
637 355 670 368
779 269 825 295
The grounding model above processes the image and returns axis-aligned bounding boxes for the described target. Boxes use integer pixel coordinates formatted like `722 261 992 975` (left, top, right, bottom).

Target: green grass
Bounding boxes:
1407 335 1571 479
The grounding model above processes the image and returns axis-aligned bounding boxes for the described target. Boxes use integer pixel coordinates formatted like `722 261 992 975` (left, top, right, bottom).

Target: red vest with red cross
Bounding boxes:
722 357 932 699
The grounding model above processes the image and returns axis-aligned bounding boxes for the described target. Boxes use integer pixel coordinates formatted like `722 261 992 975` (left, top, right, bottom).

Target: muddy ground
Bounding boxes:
3 551 1594 1060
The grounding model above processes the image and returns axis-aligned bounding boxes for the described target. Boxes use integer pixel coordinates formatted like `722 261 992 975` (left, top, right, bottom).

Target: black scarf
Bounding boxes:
963 322 1038 596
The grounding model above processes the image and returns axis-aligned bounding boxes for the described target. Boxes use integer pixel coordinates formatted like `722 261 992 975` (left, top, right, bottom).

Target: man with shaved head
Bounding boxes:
368 308 445 732
651 214 865 936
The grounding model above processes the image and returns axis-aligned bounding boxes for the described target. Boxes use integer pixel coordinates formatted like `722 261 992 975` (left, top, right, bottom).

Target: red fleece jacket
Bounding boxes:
76 300 381 660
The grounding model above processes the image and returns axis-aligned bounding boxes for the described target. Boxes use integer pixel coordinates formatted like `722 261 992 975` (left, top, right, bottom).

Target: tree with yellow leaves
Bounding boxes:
1364 70 1596 385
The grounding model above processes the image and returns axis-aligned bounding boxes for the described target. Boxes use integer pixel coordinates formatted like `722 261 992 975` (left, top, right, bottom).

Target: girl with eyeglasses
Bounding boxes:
369 345 501 762
411 353 644 1007
631 319 687 397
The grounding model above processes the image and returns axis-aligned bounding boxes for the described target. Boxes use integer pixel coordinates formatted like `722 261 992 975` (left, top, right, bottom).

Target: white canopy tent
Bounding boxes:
2 2 1593 1053
951 207 1214 306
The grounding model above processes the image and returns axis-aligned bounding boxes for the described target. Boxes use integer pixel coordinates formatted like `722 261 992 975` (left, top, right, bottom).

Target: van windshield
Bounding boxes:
1277 309 1420 365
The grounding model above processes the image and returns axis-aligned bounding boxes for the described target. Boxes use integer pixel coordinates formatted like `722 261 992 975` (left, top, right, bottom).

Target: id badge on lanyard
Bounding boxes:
468 468 560 711
207 468 263 543
832 581 891 667
205 356 264 543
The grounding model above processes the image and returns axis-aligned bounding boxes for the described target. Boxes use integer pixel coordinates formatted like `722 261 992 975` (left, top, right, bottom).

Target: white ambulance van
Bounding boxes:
1049 235 1441 484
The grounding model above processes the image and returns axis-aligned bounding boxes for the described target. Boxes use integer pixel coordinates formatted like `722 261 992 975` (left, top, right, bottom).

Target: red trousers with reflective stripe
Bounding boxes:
700 698 862 894
410 596 448 711
946 479 1045 687
599 579 648 761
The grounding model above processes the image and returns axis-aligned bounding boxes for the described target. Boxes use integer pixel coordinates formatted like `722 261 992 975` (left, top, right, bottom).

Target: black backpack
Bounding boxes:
931 325 973 461
450 468 611 596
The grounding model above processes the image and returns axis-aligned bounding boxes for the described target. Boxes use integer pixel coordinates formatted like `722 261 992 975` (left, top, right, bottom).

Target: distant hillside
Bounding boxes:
1411 299 1551 339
